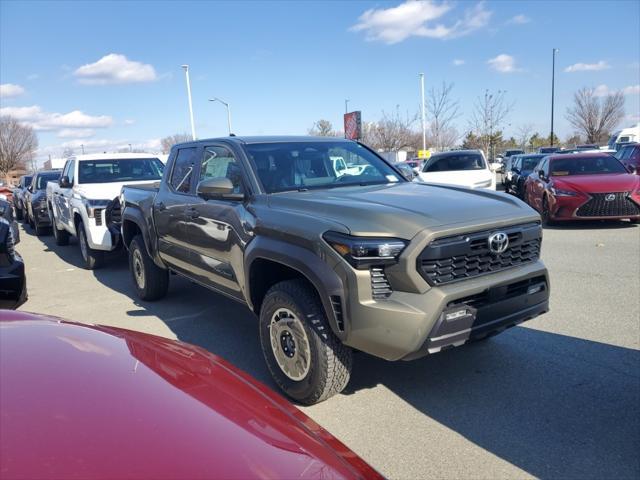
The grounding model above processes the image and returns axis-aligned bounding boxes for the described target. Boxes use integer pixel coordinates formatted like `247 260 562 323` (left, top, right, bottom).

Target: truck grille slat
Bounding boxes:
576 192 639 217
418 222 542 286
370 267 393 299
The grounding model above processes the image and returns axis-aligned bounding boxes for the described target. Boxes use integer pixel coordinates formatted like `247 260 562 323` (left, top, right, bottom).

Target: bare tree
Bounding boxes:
161 133 192 154
516 123 535 150
566 87 625 144
0 116 38 176
427 82 461 151
308 119 337 137
469 90 513 159
362 110 420 152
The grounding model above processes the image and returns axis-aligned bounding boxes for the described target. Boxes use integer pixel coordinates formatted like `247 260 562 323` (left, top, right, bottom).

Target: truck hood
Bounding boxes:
267 182 537 238
74 179 160 200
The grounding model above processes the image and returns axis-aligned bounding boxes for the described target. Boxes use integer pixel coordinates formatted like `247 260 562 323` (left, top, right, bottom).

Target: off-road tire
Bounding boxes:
77 221 104 270
34 218 48 236
129 234 169 301
541 196 554 227
259 279 352 405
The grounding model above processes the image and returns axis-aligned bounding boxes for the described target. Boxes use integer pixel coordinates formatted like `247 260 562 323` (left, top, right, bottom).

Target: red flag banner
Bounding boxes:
344 111 362 140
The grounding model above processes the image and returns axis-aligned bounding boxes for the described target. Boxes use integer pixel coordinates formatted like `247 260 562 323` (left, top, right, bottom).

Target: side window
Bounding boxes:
199 146 244 194
170 147 197 194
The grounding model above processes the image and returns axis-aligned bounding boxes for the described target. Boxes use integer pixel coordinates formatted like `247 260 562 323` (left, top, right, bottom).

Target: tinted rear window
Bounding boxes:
424 153 486 172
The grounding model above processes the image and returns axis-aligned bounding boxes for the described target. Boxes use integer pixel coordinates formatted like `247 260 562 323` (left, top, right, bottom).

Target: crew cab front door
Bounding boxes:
183 144 253 300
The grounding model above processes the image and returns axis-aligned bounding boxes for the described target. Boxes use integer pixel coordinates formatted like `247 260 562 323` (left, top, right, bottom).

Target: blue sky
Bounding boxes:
1 0 639 163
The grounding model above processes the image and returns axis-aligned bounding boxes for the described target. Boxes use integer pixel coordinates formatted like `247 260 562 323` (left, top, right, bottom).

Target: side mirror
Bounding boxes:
538 170 546 179
627 165 637 175
59 176 71 188
197 177 244 201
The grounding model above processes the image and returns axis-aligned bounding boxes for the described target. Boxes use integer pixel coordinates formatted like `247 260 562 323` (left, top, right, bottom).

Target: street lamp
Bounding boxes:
128 143 132 152
550 48 559 147
209 98 232 135
419 73 426 153
345 99 349 114
181 65 196 140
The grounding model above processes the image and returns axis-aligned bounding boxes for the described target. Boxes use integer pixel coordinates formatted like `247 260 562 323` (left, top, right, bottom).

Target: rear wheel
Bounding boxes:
259 279 352 405
34 217 48 236
129 234 169 301
77 221 104 270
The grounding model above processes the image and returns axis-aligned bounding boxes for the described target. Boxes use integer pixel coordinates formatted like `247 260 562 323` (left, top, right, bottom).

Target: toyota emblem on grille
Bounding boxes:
605 194 616 202
488 232 509 254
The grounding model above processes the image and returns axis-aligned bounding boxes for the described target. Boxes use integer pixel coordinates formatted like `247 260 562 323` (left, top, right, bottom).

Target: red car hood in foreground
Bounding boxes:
551 173 640 193
0 311 382 480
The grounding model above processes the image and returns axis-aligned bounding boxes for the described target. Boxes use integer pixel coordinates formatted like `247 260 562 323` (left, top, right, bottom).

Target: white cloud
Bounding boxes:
57 129 96 139
123 119 135 125
73 53 157 85
452 59 465 66
564 61 610 73
26 74 39 81
593 84 639 97
350 0 491 44
0 105 113 130
0 83 25 98
507 14 530 24
593 84 611 97
487 54 521 73
622 84 640 95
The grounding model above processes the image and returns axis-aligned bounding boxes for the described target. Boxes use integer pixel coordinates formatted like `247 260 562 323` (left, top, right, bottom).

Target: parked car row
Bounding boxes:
502 150 640 225
15 136 551 407
0 199 26 309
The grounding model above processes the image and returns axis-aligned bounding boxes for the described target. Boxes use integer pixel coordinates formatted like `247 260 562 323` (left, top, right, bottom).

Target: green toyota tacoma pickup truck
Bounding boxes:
118 136 549 404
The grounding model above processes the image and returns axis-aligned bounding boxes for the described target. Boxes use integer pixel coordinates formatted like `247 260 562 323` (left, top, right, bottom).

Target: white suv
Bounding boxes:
417 149 495 190
47 153 164 269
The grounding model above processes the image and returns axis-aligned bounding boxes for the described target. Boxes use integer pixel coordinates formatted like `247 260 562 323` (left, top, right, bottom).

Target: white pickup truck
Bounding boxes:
46 153 165 269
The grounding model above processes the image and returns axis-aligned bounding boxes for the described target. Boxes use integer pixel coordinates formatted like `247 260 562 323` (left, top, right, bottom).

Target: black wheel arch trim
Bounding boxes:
121 208 165 269
245 236 347 340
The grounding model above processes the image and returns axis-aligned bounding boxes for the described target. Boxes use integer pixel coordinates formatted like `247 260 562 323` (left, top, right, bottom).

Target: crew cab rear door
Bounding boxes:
183 143 252 300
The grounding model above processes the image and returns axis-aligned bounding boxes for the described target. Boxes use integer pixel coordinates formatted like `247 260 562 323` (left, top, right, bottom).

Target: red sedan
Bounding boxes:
0 311 383 480
524 153 640 224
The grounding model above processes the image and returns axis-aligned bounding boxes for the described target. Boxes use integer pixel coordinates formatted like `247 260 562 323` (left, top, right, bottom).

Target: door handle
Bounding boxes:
186 207 200 219
156 202 166 211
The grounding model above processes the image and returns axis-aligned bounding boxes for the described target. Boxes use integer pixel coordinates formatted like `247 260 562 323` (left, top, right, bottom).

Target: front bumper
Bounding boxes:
0 257 27 309
550 193 640 221
83 210 120 251
339 260 549 361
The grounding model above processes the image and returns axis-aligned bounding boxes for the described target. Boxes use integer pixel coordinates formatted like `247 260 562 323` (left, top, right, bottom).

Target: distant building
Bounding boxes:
43 158 67 170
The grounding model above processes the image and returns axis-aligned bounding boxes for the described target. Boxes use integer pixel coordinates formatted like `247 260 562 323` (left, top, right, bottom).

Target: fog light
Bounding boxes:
527 284 544 295
445 308 470 321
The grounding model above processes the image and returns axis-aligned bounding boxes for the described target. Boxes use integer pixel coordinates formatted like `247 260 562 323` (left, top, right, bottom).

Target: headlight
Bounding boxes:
323 231 407 269
550 187 577 197
83 199 110 218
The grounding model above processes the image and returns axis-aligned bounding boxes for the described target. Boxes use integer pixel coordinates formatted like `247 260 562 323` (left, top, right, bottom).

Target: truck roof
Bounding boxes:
175 136 355 148
66 153 161 161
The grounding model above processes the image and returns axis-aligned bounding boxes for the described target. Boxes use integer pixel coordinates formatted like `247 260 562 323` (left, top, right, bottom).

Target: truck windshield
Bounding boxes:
244 141 403 193
78 158 164 184
35 173 60 190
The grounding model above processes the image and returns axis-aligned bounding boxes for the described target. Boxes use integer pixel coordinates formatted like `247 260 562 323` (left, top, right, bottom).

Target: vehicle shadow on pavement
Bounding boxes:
344 327 640 480
31 230 639 480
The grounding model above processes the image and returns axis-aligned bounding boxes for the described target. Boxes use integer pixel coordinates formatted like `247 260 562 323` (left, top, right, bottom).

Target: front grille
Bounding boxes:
447 276 548 310
418 223 542 286
576 192 640 217
370 267 393 299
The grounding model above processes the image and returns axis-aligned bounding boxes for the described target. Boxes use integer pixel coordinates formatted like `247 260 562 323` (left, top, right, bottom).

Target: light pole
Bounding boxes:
419 73 426 153
345 99 349 114
550 48 559 146
181 64 196 140
208 97 232 135
81 144 85 155
128 143 132 152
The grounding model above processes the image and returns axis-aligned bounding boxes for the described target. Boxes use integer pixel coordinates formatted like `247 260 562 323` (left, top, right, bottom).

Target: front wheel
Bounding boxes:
541 196 554 226
51 215 70 246
77 221 104 270
128 235 169 301
259 279 352 405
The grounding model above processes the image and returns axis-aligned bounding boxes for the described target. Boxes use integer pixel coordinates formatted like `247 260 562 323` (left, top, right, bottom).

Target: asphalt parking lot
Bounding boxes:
15 216 640 479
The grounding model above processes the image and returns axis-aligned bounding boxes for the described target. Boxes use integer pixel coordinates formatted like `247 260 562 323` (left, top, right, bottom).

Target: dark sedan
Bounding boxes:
0 312 383 480
24 169 60 235
12 174 32 221
0 207 26 309
508 153 546 198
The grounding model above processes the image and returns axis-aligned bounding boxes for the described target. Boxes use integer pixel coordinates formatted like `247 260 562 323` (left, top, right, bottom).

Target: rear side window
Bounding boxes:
425 153 486 172
170 147 197 193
